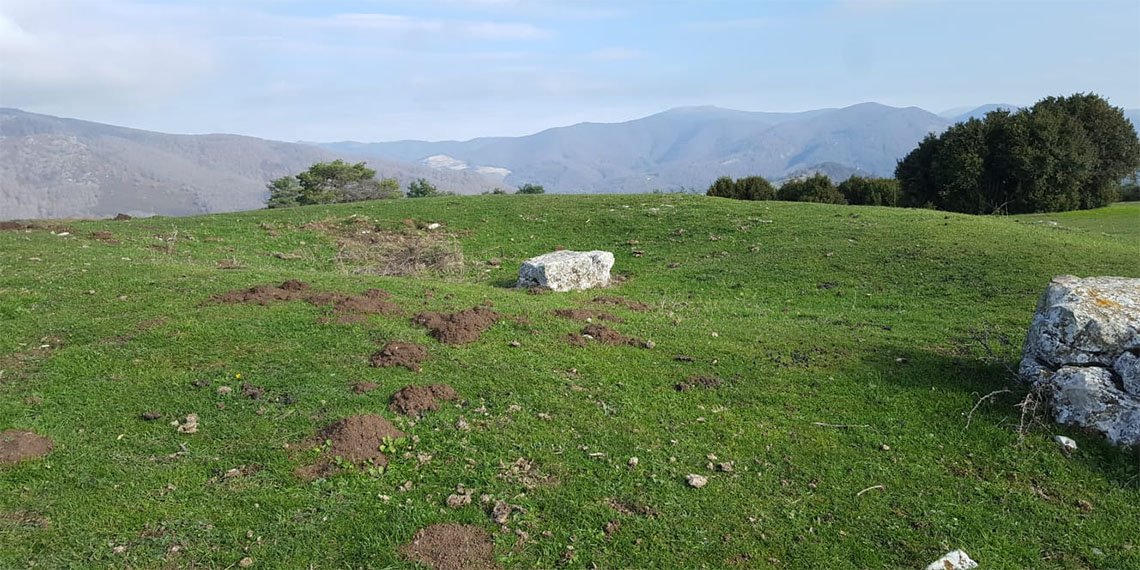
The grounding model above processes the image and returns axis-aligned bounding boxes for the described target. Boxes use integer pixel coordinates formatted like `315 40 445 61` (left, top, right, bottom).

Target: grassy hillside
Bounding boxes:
1011 202 1139 240
1 196 1138 569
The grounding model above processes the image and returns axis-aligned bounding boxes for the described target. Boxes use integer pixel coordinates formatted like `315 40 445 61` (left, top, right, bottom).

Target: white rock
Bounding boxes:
516 250 614 292
685 474 707 488
628 457 639 468
1020 276 1140 447
1054 435 1078 452
924 549 978 570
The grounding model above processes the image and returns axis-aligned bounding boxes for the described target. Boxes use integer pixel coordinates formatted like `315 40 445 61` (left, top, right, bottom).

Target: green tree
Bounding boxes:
266 159 398 208
838 176 900 206
706 176 737 198
895 93 1140 214
406 178 441 198
777 173 847 204
516 183 545 194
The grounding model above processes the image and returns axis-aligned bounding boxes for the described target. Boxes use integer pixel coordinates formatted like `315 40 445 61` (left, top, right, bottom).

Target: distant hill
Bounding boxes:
317 103 949 193
0 109 505 221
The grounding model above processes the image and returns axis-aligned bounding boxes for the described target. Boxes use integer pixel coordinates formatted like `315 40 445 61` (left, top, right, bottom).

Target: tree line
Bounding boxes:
709 93 1140 214
266 160 544 208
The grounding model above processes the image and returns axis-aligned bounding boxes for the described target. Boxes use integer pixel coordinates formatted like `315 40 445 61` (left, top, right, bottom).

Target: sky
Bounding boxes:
1 0 1137 142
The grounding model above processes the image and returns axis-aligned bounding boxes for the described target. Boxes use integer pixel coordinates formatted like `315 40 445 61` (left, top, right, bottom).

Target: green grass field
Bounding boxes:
1011 201 1139 240
1 196 1138 569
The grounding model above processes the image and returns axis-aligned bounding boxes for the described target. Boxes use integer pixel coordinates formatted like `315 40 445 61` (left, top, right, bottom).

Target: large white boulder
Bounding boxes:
924 550 978 570
1019 275 1140 446
516 250 614 292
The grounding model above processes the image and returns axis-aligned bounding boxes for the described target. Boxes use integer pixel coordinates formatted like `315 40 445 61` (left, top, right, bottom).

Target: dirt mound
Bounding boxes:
371 341 428 372
590 296 650 312
563 333 589 347
0 430 54 465
296 415 405 479
307 216 465 277
675 375 723 391
390 384 459 416
213 282 400 317
401 523 498 570
113 213 133 221
351 382 378 394
551 309 623 323
413 307 502 344
582 324 647 348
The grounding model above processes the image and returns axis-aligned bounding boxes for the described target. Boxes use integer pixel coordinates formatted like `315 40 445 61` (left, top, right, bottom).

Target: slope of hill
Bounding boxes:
0 195 1137 568
0 109 506 221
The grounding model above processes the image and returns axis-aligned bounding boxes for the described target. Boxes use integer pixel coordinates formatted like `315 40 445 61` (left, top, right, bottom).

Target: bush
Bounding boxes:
516 183 545 194
838 176 900 206
266 160 400 208
705 175 775 200
406 178 441 198
777 174 847 204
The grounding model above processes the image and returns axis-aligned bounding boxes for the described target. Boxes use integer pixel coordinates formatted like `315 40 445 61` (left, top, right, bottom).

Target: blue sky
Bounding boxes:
1 0 1137 141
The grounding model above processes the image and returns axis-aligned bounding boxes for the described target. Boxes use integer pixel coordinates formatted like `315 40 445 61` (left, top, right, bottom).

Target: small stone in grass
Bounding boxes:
1054 435 1078 453
141 411 162 421
879 444 890 451
217 386 232 395
686 474 708 488
628 457 639 468
239 557 254 568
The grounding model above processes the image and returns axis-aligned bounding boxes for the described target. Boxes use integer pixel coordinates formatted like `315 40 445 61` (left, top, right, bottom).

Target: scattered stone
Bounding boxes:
628 457 639 468
371 341 428 372
447 488 474 508
516 250 614 292
217 386 232 395
879 444 890 451
238 557 254 568
924 549 978 570
686 474 708 489
1019 276 1140 446
490 500 514 524
141 411 162 421
1054 435 1078 453
498 457 556 489
389 384 459 416
400 523 498 570
413 307 502 345
717 462 734 472
0 430 54 464
177 414 199 434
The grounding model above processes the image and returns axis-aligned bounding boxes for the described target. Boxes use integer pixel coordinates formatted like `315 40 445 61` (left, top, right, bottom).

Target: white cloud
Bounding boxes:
0 0 215 110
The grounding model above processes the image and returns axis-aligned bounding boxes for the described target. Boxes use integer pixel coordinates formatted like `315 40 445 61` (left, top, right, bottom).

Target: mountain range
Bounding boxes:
2 104 1137 220
0 109 506 220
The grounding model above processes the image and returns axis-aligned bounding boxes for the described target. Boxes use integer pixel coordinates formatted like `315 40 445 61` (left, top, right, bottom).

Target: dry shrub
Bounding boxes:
309 217 464 278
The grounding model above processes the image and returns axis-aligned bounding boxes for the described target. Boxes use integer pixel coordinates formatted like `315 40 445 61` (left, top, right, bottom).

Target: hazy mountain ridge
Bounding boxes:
0 109 506 220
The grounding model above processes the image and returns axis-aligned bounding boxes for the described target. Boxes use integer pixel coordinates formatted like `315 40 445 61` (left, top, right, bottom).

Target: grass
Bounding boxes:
1 194 1138 569
1010 201 1139 240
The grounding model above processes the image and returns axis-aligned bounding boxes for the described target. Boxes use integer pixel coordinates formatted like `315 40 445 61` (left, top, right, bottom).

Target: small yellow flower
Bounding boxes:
235 373 242 379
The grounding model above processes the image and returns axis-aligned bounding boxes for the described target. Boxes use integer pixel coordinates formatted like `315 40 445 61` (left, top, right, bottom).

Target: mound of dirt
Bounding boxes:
351 382 378 394
212 282 400 317
413 307 502 344
113 213 133 221
0 430 54 465
582 324 648 348
390 384 459 416
296 415 405 479
590 296 650 312
371 341 428 372
550 309 624 323
563 333 589 347
675 375 723 391
401 523 499 570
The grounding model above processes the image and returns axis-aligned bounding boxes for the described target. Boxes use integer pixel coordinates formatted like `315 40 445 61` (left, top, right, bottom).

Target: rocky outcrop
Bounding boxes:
516 250 614 292
1019 275 1140 447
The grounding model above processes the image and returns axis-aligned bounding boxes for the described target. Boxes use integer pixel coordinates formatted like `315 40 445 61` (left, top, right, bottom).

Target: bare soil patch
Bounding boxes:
0 430 54 465
389 384 459 416
401 523 498 570
306 216 465 277
212 281 400 318
0 221 73 233
351 382 378 394
675 375 724 391
371 341 428 372
581 324 648 348
563 333 589 347
550 309 624 323
589 296 650 312
413 307 502 344
89 231 121 244
0 510 50 529
294 415 405 480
